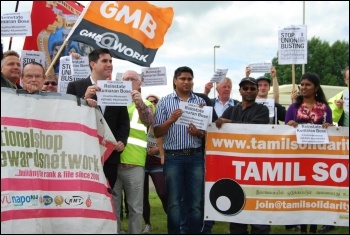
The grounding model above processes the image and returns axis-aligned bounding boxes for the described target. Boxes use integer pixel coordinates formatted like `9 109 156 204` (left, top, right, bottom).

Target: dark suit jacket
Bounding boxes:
1 72 22 89
66 77 130 164
1 72 13 88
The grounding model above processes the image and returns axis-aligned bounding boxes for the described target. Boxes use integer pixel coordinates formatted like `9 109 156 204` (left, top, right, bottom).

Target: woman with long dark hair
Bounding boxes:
286 72 333 128
285 72 333 234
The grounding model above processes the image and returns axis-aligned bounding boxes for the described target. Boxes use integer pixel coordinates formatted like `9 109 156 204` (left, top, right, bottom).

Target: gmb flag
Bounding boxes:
67 1 174 67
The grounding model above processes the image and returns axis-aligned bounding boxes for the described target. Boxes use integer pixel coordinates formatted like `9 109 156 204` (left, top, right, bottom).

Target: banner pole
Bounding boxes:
45 40 69 76
8 1 19 50
292 64 296 91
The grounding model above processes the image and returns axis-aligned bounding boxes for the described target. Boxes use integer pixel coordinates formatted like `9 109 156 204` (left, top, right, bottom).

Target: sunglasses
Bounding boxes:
241 86 257 91
149 100 158 104
44 81 57 86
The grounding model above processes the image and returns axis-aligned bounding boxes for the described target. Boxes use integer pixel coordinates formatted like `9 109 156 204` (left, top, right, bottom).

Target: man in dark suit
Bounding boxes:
66 48 130 191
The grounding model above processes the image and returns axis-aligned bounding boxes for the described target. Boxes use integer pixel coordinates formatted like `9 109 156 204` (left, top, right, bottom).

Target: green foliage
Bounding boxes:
270 37 349 86
120 189 349 234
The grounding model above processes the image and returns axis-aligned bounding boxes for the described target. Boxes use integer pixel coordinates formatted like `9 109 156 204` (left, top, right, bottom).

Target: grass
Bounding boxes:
120 189 348 234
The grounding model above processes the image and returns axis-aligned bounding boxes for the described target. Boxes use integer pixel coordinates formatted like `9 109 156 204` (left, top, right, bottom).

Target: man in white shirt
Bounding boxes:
203 77 239 118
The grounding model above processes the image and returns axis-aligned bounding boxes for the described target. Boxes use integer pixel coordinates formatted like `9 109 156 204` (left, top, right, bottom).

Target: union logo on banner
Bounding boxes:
23 1 93 75
67 1 174 67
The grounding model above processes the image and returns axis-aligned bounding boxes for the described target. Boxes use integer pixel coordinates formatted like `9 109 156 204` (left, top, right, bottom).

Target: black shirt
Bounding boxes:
221 102 270 124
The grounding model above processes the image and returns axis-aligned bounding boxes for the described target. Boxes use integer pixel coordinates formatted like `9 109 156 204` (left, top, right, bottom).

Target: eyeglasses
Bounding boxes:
148 100 158 104
44 81 58 86
241 86 257 91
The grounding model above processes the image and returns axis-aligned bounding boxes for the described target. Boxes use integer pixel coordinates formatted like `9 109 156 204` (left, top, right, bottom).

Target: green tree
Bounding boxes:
269 37 349 86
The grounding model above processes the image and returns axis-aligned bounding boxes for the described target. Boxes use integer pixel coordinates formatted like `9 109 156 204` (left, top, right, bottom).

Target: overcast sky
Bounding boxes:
1 1 349 100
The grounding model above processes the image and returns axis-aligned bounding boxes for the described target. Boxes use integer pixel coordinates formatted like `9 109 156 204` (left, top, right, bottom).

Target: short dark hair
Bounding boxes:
89 48 111 63
22 61 45 76
173 66 193 90
173 66 193 79
88 48 112 70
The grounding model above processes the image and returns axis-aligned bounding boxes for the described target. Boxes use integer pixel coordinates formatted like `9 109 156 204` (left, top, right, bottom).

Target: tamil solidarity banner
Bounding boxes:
204 123 349 226
67 1 174 67
1 88 118 233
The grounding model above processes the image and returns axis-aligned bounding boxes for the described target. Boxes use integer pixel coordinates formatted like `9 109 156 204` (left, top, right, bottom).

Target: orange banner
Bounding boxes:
204 124 349 226
68 1 174 66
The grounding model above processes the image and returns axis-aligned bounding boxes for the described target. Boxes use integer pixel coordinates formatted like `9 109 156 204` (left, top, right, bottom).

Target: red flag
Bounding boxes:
23 1 94 75
67 1 174 67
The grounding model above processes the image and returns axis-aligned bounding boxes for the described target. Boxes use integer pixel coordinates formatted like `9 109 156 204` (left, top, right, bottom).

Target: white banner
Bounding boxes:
1 88 118 234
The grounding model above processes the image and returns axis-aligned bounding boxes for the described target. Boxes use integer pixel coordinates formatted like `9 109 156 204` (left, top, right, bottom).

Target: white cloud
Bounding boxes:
1 1 349 101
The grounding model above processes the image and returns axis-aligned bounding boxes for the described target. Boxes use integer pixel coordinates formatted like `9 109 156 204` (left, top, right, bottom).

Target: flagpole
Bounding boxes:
8 1 19 50
45 40 69 76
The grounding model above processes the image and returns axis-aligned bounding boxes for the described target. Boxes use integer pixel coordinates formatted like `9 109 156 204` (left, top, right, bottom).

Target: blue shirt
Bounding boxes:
213 97 237 117
154 91 206 150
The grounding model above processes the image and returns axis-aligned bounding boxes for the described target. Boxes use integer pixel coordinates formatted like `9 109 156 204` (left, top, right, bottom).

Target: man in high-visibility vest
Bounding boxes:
113 70 155 234
327 66 349 127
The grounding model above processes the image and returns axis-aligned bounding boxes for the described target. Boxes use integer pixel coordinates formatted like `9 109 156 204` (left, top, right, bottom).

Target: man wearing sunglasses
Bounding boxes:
42 74 58 92
216 77 269 127
215 77 270 234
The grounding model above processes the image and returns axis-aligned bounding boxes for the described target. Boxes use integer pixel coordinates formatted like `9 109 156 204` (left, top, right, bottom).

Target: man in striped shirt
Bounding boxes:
154 66 206 234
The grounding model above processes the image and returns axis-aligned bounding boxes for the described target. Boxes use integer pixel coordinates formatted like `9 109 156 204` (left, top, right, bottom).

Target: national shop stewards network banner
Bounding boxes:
1 88 118 234
67 1 174 67
204 123 349 227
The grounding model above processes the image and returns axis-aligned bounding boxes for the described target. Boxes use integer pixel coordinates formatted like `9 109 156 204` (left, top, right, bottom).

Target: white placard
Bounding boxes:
70 56 90 76
296 124 329 144
256 99 275 117
210 69 228 83
20 50 45 70
96 80 132 106
278 25 307 65
175 101 213 130
57 56 87 94
141 67 167 86
343 89 349 113
1 12 32 37
248 62 272 73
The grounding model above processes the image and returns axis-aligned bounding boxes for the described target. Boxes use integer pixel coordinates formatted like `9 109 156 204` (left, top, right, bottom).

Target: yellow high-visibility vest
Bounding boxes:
120 101 154 166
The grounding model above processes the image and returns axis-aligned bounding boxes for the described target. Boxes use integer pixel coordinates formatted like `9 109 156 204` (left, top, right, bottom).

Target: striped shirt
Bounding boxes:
154 91 206 150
